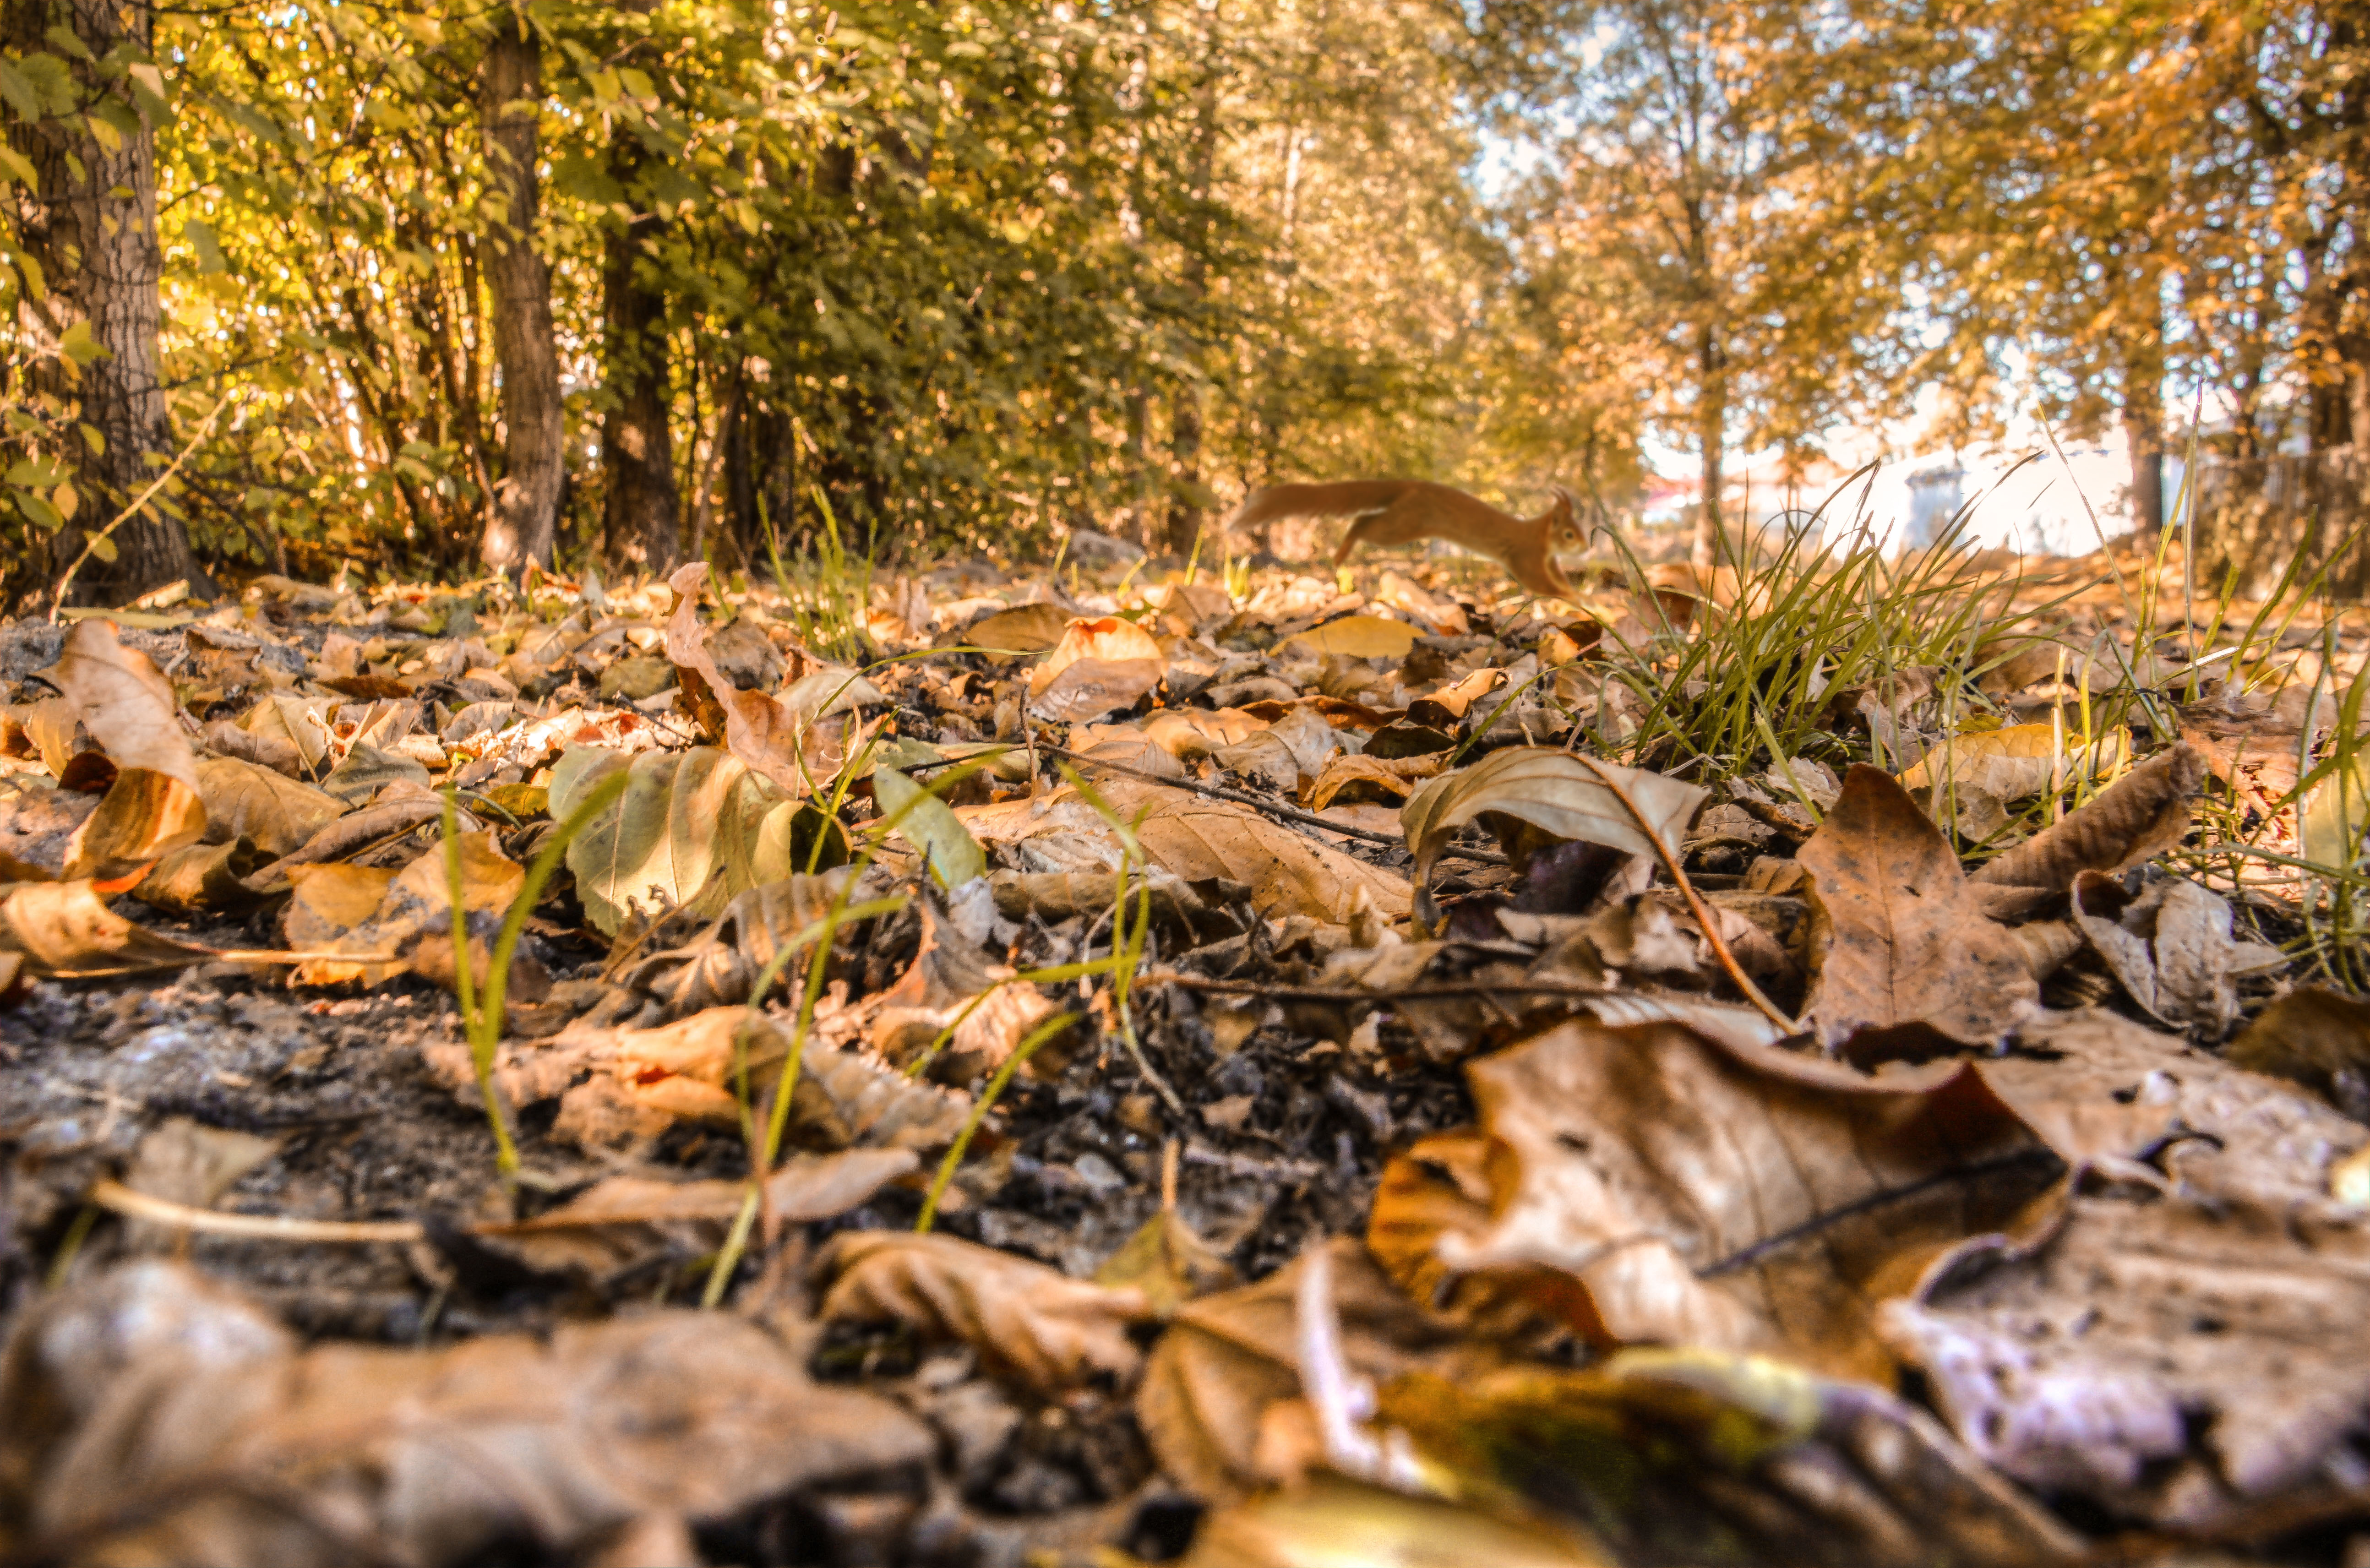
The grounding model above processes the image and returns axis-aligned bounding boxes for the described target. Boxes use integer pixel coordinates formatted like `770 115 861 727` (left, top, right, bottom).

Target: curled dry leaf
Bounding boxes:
0 879 227 976
1305 751 1443 811
1897 722 2109 838
1026 614 1166 722
285 829 520 987
1798 763 2037 1052
51 619 197 789
0 1260 933 1568
433 1004 970 1157
665 562 883 794
818 1230 1154 1390
615 870 851 1017
1420 1017 2050 1380
128 836 272 916
1134 1239 1468 1501
869 889 1058 1080
2069 872 2265 1033
1284 614 1420 660
1971 742 2205 890
550 744 800 936
956 600 1071 661
1399 747 1705 928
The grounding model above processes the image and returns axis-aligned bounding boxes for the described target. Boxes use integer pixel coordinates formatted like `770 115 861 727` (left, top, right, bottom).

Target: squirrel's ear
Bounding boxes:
1548 484 1574 514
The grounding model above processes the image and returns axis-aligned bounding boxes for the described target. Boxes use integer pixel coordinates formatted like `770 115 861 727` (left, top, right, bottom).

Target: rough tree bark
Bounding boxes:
2121 287 2166 536
599 90 679 573
4 0 202 603
1691 323 1727 572
1160 34 1221 561
479 19 565 573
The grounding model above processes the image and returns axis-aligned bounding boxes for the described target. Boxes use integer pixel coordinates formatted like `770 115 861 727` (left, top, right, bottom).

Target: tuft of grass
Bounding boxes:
763 486 874 664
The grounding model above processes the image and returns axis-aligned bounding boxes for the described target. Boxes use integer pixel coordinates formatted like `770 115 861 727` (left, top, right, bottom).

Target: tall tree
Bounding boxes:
479 12 564 573
598 6 680 573
4 0 200 600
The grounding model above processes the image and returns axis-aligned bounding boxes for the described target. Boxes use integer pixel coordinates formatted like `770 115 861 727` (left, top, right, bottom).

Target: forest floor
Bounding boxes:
1 526 2368 1568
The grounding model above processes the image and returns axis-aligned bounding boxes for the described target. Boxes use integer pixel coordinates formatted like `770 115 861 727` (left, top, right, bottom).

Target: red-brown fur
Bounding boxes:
1228 480 1583 599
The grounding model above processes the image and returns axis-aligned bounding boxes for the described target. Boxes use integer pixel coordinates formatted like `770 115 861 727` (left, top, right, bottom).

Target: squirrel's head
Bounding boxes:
1545 485 1585 552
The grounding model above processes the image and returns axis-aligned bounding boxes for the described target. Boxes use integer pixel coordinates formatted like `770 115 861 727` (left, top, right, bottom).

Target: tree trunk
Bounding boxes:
2122 343 2165 536
479 20 565 573
1161 36 1222 561
5 0 201 604
599 107 679 573
1691 324 1726 571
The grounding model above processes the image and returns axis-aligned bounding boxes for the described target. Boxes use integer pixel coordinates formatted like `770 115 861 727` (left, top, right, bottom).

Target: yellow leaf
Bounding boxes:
1286 614 1419 660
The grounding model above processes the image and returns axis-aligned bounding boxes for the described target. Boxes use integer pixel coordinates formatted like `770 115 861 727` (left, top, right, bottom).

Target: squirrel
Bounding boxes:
1226 479 1584 600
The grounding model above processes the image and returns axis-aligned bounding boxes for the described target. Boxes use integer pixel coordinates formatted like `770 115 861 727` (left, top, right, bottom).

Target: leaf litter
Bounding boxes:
0 534 2367 1566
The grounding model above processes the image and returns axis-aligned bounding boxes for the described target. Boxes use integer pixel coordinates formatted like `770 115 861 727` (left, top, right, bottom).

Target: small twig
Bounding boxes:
1570 755 1799 1033
1036 742 1508 865
88 1178 425 1243
1142 970 1632 1002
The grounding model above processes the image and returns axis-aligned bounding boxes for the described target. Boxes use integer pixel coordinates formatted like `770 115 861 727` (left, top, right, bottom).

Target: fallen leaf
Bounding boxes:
868 890 1059 1080
1399 748 1705 929
1285 615 1420 661
1122 784 1411 925
61 766 208 883
1427 1016 2048 1379
51 620 196 789
1379 1349 2082 1567
471 1148 919 1279
194 755 344 858
128 838 271 916
1971 742 2205 890
1306 752 1443 810
616 871 852 1017
550 745 800 936
1179 1475 1605 1568
2227 985 2370 1119
958 600 1073 661
872 766 986 889
1798 763 2037 1052
4 1260 934 1568
285 830 520 986
1972 1007 2368 1209
1135 1239 1467 1500
1027 615 1166 722
2068 872 2263 1033
818 1230 1154 1390
0 879 226 976
1880 1186 2370 1532
666 562 881 795
1096 1207 1238 1319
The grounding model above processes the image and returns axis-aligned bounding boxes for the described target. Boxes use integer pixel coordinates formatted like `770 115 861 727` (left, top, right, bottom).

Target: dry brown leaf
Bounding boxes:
285 831 520 986
665 562 881 795
958 600 1072 662
2227 986 2370 1119
1880 1187 2370 1533
2068 872 2262 1033
817 1230 1154 1390
1426 1016 2048 1380
1134 1238 1468 1501
60 766 208 884
2 1260 933 1568
1399 747 1705 929
1122 784 1411 925
1798 763 2037 1052
1026 615 1166 722
1180 1477 1603 1568
194 755 344 858
615 871 851 1017
51 620 196 790
1972 1007 2368 1209
0 879 227 976
1369 1130 1598 1342
867 890 1058 1080
1971 742 2205 890
128 838 272 916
